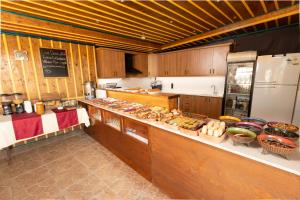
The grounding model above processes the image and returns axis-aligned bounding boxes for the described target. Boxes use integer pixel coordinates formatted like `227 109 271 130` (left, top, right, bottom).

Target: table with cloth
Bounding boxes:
0 107 90 150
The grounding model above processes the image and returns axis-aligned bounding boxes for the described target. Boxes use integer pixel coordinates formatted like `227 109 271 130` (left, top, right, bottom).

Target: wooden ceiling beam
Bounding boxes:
107 0 191 37
131 0 202 33
65 0 179 41
1 12 160 50
161 4 299 50
2 0 166 43
45 0 172 42
166 0 215 30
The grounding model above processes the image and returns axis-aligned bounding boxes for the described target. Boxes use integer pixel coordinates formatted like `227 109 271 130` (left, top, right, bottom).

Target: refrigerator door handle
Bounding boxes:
254 86 276 88
255 81 277 84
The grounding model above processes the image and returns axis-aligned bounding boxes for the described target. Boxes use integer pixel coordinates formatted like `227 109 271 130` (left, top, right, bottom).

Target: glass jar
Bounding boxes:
35 102 45 115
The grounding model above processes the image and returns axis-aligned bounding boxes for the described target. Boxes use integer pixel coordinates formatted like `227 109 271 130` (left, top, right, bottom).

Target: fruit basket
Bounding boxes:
264 127 299 142
257 134 297 159
226 127 256 146
267 122 299 133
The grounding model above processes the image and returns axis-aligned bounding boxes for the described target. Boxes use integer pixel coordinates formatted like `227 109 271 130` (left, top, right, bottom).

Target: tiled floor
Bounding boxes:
0 130 169 200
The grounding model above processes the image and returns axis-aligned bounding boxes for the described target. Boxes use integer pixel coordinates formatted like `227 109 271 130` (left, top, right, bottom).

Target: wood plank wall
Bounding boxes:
0 34 98 100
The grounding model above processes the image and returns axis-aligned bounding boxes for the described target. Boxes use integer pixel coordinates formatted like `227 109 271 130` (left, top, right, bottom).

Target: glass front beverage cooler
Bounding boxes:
223 62 256 118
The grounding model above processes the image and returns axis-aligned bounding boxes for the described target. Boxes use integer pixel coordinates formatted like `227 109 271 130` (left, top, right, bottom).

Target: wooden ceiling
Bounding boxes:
1 0 299 53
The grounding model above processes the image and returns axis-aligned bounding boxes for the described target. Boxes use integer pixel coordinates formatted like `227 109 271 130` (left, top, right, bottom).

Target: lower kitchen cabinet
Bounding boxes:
180 95 222 118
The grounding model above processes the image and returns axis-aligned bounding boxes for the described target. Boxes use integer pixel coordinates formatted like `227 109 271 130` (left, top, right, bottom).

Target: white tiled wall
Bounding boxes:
98 76 225 97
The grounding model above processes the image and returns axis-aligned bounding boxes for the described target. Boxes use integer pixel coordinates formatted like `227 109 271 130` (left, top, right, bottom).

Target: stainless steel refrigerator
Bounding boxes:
223 51 257 118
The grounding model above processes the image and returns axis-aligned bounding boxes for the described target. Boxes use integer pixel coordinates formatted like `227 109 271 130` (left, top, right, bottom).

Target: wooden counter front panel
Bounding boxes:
150 127 300 199
107 90 179 111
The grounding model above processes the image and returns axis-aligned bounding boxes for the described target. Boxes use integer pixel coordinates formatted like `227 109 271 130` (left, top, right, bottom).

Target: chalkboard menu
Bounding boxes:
40 48 69 77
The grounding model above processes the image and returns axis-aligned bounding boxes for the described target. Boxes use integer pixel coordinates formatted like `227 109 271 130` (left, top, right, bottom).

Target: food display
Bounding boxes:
264 127 299 142
226 127 257 145
267 122 299 133
87 97 299 159
219 115 241 126
241 117 267 127
235 122 263 134
198 120 227 143
167 116 205 132
200 120 226 137
257 134 297 158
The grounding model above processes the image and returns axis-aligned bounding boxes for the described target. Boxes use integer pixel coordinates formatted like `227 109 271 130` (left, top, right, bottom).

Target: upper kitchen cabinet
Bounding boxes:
157 52 177 77
212 45 230 76
148 54 158 77
155 44 230 77
96 48 125 78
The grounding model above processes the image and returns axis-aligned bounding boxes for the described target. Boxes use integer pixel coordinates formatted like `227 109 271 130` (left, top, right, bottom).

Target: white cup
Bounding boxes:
24 101 33 113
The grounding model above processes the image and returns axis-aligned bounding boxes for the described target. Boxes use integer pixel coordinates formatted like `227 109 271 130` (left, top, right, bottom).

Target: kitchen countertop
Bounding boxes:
161 89 224 98
80 99 300 177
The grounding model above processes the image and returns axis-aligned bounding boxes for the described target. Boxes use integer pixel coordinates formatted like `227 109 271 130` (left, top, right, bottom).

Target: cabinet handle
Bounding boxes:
213 69 215 74
209 69 211 74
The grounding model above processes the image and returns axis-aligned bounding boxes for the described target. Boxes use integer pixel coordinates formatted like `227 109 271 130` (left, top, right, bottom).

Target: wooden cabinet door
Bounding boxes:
157 54 167 76
194 96 209 116
207 97 222 118
199 48 213 76
114 50 125 78
176 51 188 76
179 95 194 113
189 49 202 76
148 54 158 77
165 52 177 76
212 46 229 76
96 48 125 78
96 48 114 78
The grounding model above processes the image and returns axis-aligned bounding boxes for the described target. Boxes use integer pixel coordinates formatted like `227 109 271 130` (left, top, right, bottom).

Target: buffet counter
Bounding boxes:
80 99 300 199
81 99 300 176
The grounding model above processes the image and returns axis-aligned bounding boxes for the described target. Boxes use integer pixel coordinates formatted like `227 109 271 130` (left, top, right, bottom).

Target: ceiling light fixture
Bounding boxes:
141 33 146 40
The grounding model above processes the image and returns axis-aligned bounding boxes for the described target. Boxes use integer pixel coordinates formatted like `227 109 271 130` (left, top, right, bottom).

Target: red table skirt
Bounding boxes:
11 109 79 140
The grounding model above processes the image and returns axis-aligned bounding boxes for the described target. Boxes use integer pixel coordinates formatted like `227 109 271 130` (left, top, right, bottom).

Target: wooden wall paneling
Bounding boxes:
1 34 16 94
79 45 89 87
50 40 61 96
39 39 58 94
16 36 30 99
70 43 83 98
88 46 97 82
28 37 41 99
30 37 49 98
59 41 75 99
69 43 78 99
1 35 11 94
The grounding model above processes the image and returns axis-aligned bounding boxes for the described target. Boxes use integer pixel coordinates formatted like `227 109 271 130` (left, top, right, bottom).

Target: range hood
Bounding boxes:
125 53 142 74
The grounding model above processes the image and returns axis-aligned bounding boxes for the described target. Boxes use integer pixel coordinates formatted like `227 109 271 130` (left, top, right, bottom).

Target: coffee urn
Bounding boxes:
84 81 96 100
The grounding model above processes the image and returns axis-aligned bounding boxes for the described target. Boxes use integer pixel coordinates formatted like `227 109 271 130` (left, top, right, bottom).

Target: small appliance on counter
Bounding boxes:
0 94 13 115
84 81 96 100
151 79 162 90
12 93 24 113
105 82 120 88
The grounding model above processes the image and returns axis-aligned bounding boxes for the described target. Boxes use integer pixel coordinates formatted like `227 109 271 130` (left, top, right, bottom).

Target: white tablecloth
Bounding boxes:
0 108 90 150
